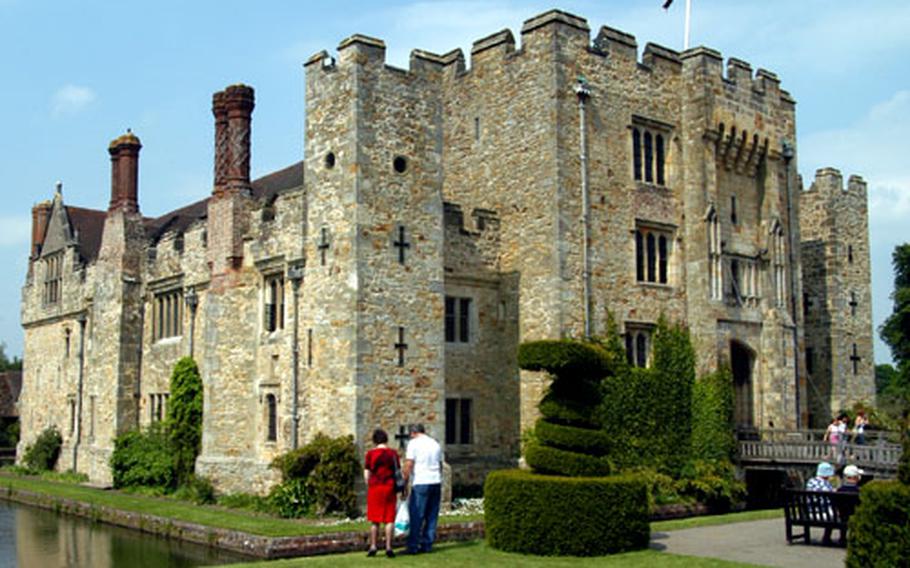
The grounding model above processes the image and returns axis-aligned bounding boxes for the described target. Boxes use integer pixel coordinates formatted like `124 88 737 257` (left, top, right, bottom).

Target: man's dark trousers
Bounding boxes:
407 483 441 553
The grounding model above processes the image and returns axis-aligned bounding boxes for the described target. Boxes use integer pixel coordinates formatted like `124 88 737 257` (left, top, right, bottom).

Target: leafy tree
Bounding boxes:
880 244 910 484
167 357 203 486
0 342 22 372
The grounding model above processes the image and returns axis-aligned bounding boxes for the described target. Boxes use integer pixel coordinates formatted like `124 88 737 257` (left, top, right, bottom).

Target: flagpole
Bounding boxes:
684 0 692 50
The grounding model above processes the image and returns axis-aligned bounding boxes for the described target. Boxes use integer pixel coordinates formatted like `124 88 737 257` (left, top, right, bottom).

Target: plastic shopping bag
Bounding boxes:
394 500 410 537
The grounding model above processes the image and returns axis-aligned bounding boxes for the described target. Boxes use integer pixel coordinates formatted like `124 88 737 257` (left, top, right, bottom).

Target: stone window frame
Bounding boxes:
149 392 169 423
259 384 280 445
706 206 723 301
152 287 184 342
633 220 675 287
43 251 64 306
263 272 286 334
67 394 76 437
257 257 287 337
624 322 655 368
445 397 473 446
769 220 787 309
630 115 673 188
727 254 761 307
444 296 472 344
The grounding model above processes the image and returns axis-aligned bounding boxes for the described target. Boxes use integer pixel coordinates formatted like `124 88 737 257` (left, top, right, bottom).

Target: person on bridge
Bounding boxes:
852 411 869 445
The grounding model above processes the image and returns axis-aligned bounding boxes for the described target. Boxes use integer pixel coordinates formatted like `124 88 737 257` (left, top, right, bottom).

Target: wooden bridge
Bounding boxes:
737 429 902 479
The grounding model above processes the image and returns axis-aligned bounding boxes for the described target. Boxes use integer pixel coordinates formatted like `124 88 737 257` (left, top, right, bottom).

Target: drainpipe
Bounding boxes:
782 141 800 428
287 263 304 449
72 312 87 472
575 77 592 339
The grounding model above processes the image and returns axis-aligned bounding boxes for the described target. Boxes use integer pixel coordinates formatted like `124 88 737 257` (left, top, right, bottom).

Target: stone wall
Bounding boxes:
800 169 875 426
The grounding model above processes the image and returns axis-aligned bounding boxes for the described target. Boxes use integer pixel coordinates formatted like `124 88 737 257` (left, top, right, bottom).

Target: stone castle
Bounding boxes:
18 10 874 492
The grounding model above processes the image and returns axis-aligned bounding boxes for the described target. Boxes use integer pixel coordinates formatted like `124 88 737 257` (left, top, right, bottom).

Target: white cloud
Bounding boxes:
52 84 96 116
0 215 31 248
802 89 910 219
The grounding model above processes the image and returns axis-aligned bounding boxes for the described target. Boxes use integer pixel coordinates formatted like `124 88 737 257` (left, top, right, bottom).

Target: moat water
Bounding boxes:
0 501 249 567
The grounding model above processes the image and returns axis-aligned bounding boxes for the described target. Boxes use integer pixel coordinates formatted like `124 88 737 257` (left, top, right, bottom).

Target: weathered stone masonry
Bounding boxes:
19 9 874 492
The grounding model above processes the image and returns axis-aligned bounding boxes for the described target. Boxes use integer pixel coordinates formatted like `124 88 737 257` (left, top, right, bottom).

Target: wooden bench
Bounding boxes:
783 489 860 547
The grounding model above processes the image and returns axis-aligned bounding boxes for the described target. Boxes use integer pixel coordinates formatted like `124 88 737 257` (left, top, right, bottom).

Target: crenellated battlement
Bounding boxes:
805 168 868 197
303 8 790 108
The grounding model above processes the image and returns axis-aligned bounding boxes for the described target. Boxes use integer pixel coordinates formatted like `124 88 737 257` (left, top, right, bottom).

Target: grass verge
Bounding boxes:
653 508 783 532
0 473 479 538
222 540 762 567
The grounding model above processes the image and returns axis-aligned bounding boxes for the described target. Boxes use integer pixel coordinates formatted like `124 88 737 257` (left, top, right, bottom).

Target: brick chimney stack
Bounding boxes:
30 200 52 258
216 84 254 196
212 91 229 196
108 130 142 213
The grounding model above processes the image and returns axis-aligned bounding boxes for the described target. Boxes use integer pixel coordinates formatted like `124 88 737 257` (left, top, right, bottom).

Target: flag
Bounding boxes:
663 0 673 8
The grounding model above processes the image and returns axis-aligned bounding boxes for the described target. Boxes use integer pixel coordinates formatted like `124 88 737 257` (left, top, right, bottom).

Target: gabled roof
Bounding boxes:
48 162 305 258
64 206 107 263
144 161 304 244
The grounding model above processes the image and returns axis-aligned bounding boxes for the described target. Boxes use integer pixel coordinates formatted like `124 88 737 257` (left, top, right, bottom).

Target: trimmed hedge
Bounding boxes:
518 340 611 380
485 469 649 556
524 442 611 477
538 394 599 428
847 480 910 567
534 419 610 456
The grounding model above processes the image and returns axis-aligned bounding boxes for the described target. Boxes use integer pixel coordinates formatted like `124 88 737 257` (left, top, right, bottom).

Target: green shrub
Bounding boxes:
677 459 745 511
23 426 62 472
167 357 203 486
173 475 216 505
484 469 649 556
270 433 359 516
524 442 611 477
691 366 736 462
534 420 610 456
268 477 314 518
847 480 910 567
518 340 612 380
624 467 686 510
899 433 910 485
110 424 175 489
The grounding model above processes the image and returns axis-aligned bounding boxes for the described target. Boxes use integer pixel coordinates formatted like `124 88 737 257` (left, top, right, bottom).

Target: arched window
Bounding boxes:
655 134 665 186
646 232 656 282
658 235 668 284
730 196 738 225
632 128 642 181
625 334 634 365
266 394 277 442
643 131 654 183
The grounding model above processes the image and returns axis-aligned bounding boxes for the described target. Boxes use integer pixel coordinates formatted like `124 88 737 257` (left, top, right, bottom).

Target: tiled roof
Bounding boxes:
65 206 107 263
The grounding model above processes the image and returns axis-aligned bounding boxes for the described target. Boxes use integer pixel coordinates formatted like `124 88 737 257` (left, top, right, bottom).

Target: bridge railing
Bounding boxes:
736 429 902 473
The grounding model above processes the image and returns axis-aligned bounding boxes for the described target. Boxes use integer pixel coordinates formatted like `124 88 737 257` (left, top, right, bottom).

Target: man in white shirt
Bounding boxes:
403 423 443 554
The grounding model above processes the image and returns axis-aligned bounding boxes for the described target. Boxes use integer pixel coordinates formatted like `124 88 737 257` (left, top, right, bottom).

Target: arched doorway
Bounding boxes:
730 340 755 429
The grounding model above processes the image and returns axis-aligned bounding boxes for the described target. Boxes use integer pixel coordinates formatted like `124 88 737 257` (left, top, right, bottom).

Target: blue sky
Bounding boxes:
1 0 908 363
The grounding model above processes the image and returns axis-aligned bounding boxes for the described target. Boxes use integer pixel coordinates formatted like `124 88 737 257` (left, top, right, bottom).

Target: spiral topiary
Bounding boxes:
518 340 612 477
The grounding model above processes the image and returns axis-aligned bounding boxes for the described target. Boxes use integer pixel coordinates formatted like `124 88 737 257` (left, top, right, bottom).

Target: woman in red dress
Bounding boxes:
364 428 400 557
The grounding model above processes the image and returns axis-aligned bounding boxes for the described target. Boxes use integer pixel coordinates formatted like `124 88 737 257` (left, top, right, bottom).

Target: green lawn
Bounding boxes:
0 474 480 538
652 508 783 532
219 540 762 567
